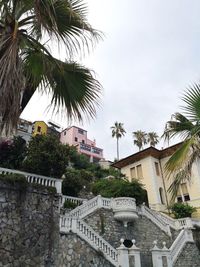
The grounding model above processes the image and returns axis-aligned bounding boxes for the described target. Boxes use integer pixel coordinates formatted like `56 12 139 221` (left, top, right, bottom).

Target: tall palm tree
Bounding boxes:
0 0 102 135
133 130 147 151
147 132 159 147
163 85 200 199
111 122 126 160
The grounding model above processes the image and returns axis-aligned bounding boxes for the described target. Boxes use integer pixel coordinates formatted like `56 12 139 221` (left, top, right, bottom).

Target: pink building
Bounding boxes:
60 126 104 163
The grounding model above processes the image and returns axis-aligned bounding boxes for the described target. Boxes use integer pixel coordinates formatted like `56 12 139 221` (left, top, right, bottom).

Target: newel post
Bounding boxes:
129 239 141 267
55 179 62 194
151 241 172 267
117 239 129 267
97 195 103 208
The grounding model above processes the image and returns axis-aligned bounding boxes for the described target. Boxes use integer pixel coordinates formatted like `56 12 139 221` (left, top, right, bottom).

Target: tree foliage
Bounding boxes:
111 122 126 160
163 86 200 198
132 130 147 151
22 135 70 177
147 132 159 147
0 136 26 169
62 168 93 197
0 0 102 135
171 202 196 219
91 178 147 205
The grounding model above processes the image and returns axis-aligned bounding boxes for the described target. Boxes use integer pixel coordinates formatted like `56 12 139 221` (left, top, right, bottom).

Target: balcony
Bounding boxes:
79 143 103 156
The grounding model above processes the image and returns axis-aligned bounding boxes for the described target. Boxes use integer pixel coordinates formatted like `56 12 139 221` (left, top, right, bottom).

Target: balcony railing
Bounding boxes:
79 143 103 155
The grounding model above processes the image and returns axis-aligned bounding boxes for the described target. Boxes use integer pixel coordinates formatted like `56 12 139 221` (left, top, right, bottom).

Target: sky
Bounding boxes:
21 0 200 161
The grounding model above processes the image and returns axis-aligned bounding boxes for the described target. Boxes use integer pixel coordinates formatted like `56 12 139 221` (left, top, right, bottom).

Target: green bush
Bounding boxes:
63 200 78 209
91 178 147 205
62 169 91 197
0 173 27 189
171 202 197 218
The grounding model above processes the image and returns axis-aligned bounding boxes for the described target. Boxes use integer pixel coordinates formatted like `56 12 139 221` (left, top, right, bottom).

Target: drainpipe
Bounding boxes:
159 159 170 211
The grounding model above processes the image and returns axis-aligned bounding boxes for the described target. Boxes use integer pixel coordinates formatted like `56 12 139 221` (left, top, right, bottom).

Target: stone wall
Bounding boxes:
55 233 114 267
0 180 60 267
84 208 173 267
174 243 200 267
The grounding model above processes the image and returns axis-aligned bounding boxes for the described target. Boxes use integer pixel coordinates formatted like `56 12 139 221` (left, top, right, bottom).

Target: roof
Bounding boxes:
112 142 182 169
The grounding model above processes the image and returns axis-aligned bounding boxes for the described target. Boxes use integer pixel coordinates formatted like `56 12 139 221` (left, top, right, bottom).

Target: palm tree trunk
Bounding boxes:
117 137 119 160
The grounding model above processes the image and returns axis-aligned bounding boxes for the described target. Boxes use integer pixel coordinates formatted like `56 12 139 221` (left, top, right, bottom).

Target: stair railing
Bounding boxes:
60 215 118 266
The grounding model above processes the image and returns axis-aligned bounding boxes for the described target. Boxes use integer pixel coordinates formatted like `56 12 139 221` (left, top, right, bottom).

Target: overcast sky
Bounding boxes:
21 0 200 160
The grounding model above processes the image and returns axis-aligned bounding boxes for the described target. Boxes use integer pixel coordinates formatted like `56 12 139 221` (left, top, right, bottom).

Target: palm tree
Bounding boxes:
147 132 159 147
163 85 200 199
111 122 126 160
133 130 147 151
0 0 102 135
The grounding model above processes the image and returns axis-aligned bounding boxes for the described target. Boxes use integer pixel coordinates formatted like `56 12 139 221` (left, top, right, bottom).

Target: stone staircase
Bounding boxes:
60 215 118 266
1 167 199 267
61 195 199 267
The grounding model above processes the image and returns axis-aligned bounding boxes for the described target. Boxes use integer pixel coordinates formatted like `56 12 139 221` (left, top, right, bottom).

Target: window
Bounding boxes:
159 187 165 204
37 126 41 132
82 140 85 144
181 183 190 201
64 131 66 136
78 129 84 135
155 162 160 176
176 183 190 202
75 137 78 142
136 164 143 179
130 167 136 179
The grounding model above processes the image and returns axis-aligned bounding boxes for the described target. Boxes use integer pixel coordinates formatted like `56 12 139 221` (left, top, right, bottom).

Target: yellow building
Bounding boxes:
32 121 48 136
113 143 200 218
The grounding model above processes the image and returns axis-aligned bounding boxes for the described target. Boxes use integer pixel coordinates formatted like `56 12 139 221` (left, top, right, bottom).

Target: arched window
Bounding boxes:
159 187 165 204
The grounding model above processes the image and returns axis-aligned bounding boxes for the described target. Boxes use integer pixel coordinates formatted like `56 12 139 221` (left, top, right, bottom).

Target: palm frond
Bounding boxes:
23 49 101 121
32 0 102 55
182 84 200 122
165 137 196 174
162 112 194 142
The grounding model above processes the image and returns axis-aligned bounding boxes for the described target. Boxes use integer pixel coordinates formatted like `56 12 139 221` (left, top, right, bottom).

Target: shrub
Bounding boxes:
63 200 78 209
62 169 91 197
171 202 197 218
0 173 27 189
22 135 70 178
0 136 27 169
91 178 147 205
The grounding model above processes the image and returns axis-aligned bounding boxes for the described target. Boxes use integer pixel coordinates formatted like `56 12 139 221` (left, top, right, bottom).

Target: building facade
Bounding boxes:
32 121 48 136
60 126 104 162
16 118 33 142
113 143 200 217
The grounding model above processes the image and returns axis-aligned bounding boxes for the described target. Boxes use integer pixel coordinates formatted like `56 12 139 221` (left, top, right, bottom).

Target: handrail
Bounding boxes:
60 195 86 207
170 229 194 263
141 205 171 236
69 195 111 218
60 215 118 266
151 210 176 229
142 205 198 231
0 167 62 193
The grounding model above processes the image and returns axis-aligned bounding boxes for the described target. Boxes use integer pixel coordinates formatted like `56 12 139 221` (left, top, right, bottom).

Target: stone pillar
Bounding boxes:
151 241 172 267
129 240 141 267
97 195 103 208
117 239 129 267
55 179 62 194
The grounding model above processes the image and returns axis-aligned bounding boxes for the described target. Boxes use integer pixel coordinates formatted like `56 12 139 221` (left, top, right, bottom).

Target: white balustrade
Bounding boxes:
60 215 118 266
0 167 62 193
175 218 194 229
141 204 171 236
60 195 86 207
153 211 176 229
151 229 194 267
69 195 111 218
170 229 194 264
